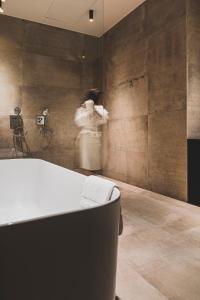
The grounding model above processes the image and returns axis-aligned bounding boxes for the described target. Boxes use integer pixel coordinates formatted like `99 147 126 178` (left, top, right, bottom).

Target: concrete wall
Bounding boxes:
0 0 194 201
0 15 100 168
187 0 200 138
102 0 187 201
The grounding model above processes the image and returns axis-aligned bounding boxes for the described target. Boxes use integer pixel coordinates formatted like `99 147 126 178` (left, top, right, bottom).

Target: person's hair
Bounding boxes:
84 88 101 105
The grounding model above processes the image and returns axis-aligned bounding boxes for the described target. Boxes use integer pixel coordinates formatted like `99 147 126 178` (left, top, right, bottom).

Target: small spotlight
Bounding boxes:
81 50 86 60
0 0 4 13
89 10 94 22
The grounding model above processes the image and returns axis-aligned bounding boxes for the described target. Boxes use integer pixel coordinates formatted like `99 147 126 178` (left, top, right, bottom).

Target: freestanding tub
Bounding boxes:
0 159 121 300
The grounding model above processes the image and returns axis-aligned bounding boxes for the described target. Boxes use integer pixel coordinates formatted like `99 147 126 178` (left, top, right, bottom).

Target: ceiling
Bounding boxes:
2 0 145 37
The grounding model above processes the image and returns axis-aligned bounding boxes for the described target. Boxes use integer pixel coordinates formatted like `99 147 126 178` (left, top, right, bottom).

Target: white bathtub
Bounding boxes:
0 159 121 300
0 159 120 227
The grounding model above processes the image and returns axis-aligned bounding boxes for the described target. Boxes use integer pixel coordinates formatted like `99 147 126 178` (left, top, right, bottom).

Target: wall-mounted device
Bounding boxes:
10 107 30 157
36 108 48 127
36 108 53 149
36 115 46 126
10 106 23 129
10 115 23 129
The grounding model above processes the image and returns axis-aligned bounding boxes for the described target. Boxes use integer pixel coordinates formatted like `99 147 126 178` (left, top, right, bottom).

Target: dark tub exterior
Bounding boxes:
0 197 120 300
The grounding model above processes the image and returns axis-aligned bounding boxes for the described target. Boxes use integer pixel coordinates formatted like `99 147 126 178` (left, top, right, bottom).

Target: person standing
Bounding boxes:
75 89 108 171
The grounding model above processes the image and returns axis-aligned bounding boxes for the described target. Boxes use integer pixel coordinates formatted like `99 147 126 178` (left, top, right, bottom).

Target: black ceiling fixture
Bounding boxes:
89 10 94 22
0 0 5 13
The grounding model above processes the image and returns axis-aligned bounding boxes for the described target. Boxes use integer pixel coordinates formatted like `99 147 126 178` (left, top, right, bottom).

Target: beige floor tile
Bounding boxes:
115 179 200 300
116 258 168 300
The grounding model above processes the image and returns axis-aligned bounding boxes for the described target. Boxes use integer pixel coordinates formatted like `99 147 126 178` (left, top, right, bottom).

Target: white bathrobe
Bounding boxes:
75 100 108 171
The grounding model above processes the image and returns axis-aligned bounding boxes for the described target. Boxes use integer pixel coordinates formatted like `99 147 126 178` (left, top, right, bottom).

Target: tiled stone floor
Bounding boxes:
116 180 200 300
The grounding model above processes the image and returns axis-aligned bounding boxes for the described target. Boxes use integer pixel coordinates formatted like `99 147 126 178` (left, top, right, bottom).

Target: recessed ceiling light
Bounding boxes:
89 10 94 22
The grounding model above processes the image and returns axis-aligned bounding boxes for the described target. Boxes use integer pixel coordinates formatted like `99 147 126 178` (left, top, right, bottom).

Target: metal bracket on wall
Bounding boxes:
117 74 146 89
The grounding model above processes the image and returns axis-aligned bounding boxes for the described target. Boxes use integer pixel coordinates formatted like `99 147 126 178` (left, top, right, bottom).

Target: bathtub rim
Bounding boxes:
0 195 121 229
0 158 121 228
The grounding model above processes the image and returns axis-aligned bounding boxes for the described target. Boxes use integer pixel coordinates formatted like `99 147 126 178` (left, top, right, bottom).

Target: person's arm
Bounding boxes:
94 106 109 124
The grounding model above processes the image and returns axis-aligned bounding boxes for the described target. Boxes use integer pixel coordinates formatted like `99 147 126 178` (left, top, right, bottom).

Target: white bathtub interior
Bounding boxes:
0 159 120 227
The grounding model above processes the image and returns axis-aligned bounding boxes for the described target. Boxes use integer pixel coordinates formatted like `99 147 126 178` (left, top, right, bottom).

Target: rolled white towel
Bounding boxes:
81 175 118 205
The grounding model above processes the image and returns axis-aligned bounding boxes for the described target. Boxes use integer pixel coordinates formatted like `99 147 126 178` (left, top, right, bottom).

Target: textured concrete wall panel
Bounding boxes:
0 14 100 169
103 0 187 201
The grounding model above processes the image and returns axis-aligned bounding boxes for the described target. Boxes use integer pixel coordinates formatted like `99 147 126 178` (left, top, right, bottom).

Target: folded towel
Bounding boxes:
81 175 118 205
